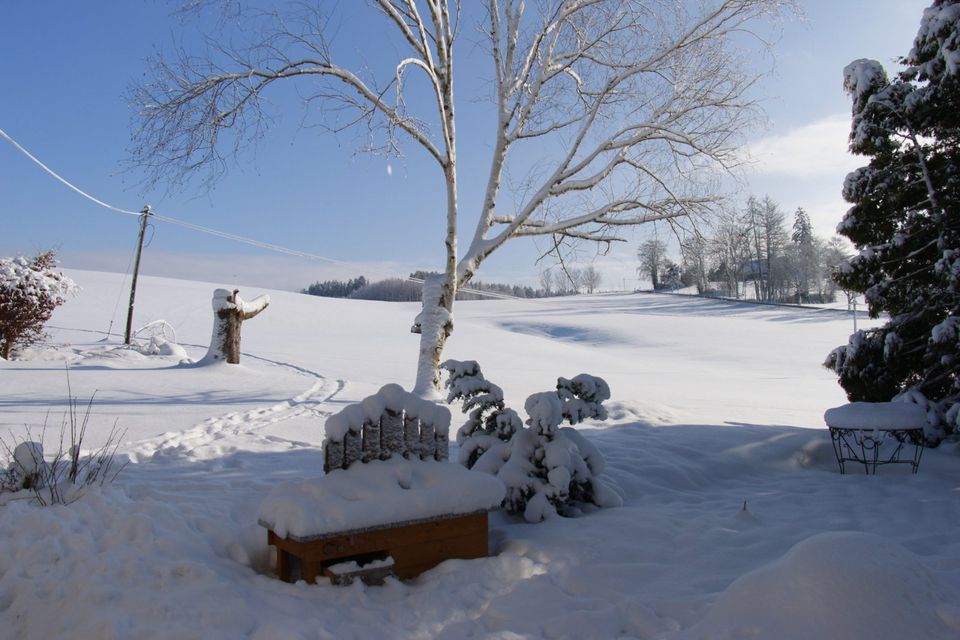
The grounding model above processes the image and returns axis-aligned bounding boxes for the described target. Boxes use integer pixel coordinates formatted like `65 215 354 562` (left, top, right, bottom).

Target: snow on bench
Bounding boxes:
258 456 506 540
258 384 506 584
823 402 927 474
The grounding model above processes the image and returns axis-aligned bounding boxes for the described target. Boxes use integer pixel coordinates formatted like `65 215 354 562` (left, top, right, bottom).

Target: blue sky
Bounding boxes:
0 0 935 291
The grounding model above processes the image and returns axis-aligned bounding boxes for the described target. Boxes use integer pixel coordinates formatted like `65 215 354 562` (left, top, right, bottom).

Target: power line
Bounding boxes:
1 126 544 302
0 126 342 264
0 127 142 218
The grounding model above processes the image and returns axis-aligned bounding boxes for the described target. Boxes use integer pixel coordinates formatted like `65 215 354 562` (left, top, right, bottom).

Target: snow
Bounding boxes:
678 531 960 640
824 401 927 430
327 556 395 576
324 383 451 442
1 269 959 639
0 254 77 308
257 457 506 539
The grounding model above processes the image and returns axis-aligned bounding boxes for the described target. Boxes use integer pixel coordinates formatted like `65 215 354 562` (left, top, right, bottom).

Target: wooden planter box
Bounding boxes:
266 510 489 584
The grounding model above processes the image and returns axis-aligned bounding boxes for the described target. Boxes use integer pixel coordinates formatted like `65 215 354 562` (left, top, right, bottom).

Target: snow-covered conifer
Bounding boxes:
444 364 621 522
441 359 521 468
826 1 960 442
0 251 77 359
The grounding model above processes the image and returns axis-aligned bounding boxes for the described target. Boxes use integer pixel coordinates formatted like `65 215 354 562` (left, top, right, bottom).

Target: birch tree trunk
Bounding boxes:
204 288 270 364
412 275 454 397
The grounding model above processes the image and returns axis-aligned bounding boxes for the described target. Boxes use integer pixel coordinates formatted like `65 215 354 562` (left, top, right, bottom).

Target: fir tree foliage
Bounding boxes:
441 359 522 468
826 0 960 440
442 360 620 522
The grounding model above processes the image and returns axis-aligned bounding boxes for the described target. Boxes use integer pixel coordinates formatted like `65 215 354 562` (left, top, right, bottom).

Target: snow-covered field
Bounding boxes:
2 269 959 639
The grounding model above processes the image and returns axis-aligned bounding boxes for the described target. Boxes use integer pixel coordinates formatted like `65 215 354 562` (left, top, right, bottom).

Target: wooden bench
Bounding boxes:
259 384 505 585
267 510 490 584
824 402 926 475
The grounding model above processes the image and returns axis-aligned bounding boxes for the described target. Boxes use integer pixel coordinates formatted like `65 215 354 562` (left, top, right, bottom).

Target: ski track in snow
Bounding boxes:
133 351 346 462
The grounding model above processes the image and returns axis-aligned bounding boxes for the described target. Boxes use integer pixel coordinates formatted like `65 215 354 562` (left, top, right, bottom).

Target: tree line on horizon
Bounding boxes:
638 197 852 304
301 271 584 302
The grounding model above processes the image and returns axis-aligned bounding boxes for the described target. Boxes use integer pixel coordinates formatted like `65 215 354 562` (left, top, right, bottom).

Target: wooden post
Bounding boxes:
124 206 152 345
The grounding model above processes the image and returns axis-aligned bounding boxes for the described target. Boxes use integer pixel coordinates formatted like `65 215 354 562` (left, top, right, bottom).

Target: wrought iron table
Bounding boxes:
824 402 927 475
827 425 925 474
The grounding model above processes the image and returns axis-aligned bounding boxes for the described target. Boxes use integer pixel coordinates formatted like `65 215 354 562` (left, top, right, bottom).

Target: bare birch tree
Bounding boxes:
131 0 791 395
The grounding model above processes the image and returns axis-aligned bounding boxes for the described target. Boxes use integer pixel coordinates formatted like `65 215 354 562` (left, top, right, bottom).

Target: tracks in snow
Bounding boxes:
133 352 346 462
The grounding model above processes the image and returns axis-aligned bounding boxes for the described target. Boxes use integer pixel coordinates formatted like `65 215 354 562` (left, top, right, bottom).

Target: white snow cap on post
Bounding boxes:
211 288 270 315
324 383 451 441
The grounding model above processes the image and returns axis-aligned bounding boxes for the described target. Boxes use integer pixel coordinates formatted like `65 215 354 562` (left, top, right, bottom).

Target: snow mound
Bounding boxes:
258 457 505 539
680 531 960 640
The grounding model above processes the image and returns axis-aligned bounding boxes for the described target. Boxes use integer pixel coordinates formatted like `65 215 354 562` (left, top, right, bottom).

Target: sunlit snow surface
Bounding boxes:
1 270 959 639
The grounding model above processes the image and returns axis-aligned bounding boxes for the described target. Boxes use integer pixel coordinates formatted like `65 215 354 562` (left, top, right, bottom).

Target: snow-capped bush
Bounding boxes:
443 360 621 522
0 251 78 359
441 360 521 468
0 393 126 505
0 441 48 493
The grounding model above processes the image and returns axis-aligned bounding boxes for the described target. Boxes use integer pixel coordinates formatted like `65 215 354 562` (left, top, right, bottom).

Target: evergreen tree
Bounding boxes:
826 0 960 440
442 360 621 522
791 207 819 302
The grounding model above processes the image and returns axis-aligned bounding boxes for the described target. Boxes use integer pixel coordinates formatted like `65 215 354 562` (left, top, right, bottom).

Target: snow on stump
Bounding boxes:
202 288 269 365
258 384 505 585
824 402 926 474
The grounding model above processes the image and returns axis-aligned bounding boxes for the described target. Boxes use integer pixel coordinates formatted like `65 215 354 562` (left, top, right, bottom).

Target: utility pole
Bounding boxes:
124 206 152 345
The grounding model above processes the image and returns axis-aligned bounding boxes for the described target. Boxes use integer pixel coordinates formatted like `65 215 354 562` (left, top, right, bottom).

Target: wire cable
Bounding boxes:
0 127 142 217
1 126 343 264
2 126 548 301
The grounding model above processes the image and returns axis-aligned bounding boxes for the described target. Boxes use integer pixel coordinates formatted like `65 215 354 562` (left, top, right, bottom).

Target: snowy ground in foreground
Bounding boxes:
1 269 959 640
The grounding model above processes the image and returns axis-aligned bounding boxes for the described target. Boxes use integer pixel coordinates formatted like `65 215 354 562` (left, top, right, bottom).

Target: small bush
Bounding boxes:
1 389 126 505
0 251 78 359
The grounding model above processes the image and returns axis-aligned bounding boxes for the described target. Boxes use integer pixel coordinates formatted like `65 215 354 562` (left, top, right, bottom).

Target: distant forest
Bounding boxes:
301 271 565 302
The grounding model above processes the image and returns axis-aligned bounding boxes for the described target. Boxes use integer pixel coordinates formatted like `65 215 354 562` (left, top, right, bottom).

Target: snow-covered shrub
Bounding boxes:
443 361 621 522
0 251 78 359
441 360 522 468
0 441 48 493
0 393 126 505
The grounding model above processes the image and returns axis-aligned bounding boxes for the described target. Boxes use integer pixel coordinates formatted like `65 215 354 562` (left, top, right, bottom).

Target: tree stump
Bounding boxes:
204 288 270 364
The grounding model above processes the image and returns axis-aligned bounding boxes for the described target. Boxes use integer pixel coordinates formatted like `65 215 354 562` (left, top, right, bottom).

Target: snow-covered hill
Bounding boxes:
1 270 958 639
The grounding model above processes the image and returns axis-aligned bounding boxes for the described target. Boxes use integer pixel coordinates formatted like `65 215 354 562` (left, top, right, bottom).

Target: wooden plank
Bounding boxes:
435 431 449 461
419 420 436 459
275 509 488 543
323 440 343 474
272 512 486 563
362 418 381 462
267 512 489 582
403 416 420 457
343 429 362 468
389 529 489 579
275 548 290 582
381 410 404 458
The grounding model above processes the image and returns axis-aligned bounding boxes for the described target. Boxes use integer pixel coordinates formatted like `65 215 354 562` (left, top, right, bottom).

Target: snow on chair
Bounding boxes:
258 384 505 585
